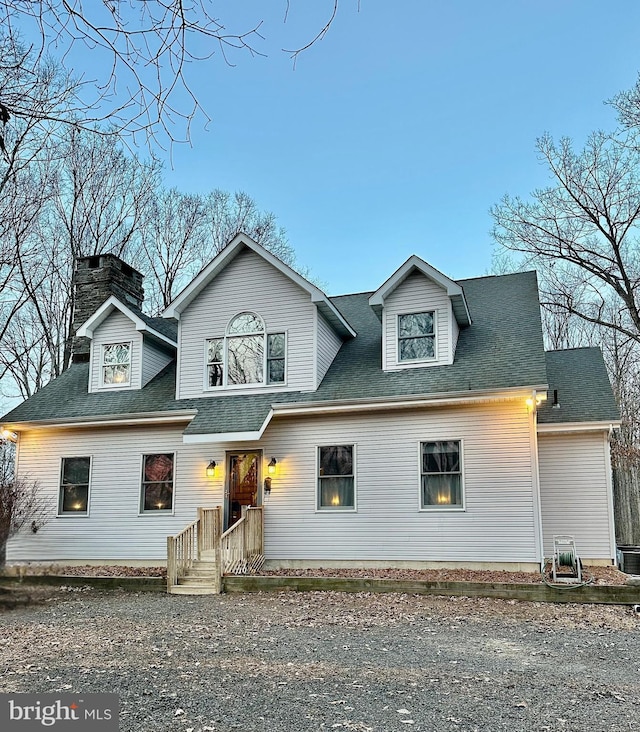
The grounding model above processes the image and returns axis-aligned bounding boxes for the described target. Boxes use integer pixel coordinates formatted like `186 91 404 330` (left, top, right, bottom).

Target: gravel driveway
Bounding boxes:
0 586 639 732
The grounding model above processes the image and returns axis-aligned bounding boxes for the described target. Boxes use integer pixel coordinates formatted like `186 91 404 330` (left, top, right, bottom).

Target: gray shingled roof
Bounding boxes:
1 362 185 423
183 271 549 435
537 348 620 424
1 270 616 434
129 306 178 343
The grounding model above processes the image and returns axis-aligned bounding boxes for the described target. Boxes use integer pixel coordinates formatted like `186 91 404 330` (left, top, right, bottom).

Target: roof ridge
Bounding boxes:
545 346 601 354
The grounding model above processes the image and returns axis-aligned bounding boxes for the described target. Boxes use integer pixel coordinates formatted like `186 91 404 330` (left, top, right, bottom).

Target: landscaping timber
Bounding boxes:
1 575 165 592
2 573 639 604
222 575 640 605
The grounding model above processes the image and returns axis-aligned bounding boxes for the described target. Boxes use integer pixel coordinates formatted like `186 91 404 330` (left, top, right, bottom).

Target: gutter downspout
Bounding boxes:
605 424 618 566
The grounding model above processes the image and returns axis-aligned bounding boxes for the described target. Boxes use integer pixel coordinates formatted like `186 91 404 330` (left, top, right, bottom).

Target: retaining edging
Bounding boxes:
223 575 640 605
2 574 639 604
0 575 165 592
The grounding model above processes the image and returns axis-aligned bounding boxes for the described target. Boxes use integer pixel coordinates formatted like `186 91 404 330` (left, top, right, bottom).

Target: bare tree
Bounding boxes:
611 74 640 133
139 188 295 313
139 188 207 313
201 190 293 264
0 2 345 146
0 439 47 568
603 327 640 545
0 33 85 173
492 131 640 345
0 128 158 399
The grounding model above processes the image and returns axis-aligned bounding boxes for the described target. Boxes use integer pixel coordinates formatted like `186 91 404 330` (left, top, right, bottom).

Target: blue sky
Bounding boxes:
133 3 640 294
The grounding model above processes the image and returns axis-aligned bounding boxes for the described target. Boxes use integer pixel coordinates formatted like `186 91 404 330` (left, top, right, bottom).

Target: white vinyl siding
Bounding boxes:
178 248 317 398
383 270 453 370
142 339 174 387
7 424 221 561
90 311 142 392
259 399 538 564
316 311 343 385
450 302 460 352
538 432 615 561
7 400 539 565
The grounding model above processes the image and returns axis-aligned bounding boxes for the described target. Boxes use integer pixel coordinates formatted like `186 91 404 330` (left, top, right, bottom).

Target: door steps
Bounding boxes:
168 557 220 595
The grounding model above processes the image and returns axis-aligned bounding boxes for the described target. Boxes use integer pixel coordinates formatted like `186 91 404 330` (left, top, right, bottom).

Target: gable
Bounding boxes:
163 234 355 338
89 309 142 392
369 254 471 326
77 295 177 347
177 247 321 398
382 270 455 369
85 304 176 394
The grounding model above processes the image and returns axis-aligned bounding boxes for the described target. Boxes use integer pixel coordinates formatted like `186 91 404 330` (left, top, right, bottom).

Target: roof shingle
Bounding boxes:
1 270 618 433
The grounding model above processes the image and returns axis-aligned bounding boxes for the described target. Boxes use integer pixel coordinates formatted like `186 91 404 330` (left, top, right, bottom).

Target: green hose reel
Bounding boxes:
552 535 583 584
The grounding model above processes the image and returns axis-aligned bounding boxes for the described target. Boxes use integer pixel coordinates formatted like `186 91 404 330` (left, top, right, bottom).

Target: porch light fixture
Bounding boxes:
268 457 277 476
206 460 217 478
0 428 17 442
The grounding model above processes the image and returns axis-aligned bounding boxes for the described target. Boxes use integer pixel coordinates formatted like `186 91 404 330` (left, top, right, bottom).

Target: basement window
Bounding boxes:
58 457 91 516
140 453 175 513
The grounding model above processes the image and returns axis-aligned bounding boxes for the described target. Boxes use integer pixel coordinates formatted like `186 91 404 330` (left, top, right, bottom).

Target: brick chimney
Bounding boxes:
72 254 145 362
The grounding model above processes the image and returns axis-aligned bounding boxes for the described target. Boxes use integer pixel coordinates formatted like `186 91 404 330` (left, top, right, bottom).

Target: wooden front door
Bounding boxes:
225 452 261 529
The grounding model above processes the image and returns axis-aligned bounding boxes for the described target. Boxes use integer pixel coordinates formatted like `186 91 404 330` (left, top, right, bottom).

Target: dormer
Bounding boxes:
163 234 355 399
369 256 471 371
77 296 177 393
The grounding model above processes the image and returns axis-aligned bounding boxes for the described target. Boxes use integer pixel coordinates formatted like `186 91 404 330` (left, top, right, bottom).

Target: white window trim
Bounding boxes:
100 341 133 389
204 314 287 391
267 331 288 387
396 310 438 366
57 455 92 518
315 443 357 513
138 452 176 516
417 438 466 512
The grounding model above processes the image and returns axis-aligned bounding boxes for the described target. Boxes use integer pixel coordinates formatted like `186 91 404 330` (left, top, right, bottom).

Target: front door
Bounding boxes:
225 452 261 530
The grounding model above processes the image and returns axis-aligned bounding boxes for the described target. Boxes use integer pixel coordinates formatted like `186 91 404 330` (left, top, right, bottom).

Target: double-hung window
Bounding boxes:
317 445 355 510
59 457 91 515
206 312 285 388
266 333 285 384
140 453 175 512
101 342 131 386
420 440 463 509
398 312 435 362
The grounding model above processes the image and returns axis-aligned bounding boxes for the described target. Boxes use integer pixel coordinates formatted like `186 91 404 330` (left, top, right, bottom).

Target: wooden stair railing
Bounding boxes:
220 506 264 575
167 506 222 593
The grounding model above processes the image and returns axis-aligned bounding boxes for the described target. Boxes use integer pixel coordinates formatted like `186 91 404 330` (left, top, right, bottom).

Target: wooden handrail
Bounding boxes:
220 513 246 541
167 507 222 592
220 507 264 575
167 505 262 591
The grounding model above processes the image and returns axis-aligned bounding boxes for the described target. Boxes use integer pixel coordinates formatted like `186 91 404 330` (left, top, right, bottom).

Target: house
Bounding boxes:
1 235 621 572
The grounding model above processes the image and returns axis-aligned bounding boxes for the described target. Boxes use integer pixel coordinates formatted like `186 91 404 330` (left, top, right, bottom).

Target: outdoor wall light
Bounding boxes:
1 428 17 442
268 457 277 476
206 460 217 478
525 392 545 410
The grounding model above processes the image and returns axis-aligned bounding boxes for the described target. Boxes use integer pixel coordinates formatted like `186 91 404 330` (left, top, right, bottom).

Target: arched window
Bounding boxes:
207 312 285 387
